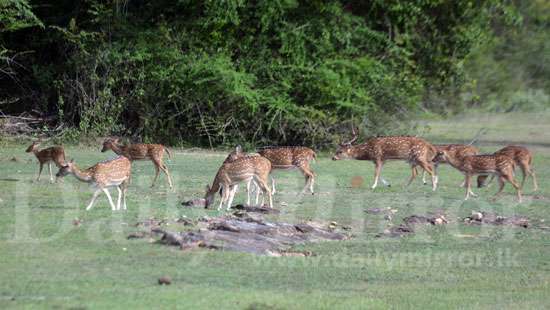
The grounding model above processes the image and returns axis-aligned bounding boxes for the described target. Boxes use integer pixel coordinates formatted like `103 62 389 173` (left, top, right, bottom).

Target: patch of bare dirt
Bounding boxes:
135 212 349 256
376 212 449 238
463 211 529 228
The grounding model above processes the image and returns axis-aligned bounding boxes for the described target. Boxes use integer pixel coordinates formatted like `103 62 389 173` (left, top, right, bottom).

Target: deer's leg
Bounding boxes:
421 167 427 185
226 185 238 210
86 189 102 210
121 180 128 210
464 174 475 200
433 164 439 185
418 161 437 191
406 165 418 187
102 188 117 211
116 186 123 210
299 164 315 194
372 160 383 189
271 177 276 195
531 167 538 191
48 162 54 183
160 162 174 189
218 185 228 211
254 176 272 208
519 162 528 189
246 180 252 205
151 161 160 188
37 162 44 181
255 180 262 205
504 173 522 203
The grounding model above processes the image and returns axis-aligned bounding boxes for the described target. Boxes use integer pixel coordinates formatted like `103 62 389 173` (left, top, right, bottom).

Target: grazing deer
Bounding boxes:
56 156 131 210
101 138 173 189
433 151 522 202
257 146 316 194
25 141 66 182
418 144 479 185
223 145 264 205
477 145 538 191
332 129 438 190
205 156 272 210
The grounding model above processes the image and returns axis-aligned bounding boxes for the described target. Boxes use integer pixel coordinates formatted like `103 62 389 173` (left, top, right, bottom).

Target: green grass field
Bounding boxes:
1 112 549 309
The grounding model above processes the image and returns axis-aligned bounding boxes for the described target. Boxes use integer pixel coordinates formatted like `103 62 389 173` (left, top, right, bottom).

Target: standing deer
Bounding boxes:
257 146 316 194
418 144 479 185
332 129 438 190
25 141 66 182
433 151 522 202
101 138 173 189
56 156 131 210
477 145 538 191
205 156 272 210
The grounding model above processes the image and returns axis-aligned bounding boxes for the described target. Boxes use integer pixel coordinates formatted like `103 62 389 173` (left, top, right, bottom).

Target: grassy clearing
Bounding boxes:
0 112 549 309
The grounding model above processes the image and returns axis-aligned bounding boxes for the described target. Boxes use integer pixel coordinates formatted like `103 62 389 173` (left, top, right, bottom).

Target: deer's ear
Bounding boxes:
235 145 242 153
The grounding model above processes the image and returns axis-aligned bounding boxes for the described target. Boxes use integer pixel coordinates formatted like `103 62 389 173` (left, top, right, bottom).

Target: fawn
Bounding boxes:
418 144 479 185
25 141 66 182
433 151 522 202
101 138 173 189
477 145 538 191
205 155 272 210
332 129 438 190
56 156 132 210
257 146 316 194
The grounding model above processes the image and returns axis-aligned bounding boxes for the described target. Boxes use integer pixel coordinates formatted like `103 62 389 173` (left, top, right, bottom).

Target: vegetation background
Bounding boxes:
1 0 549 147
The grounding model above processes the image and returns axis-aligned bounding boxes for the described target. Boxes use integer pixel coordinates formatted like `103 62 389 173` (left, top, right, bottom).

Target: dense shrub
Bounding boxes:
1 0 518 147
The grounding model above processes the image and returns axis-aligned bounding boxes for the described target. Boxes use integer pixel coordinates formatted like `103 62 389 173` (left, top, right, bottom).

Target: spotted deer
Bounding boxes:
433 151 522 202
477 145 538 191
223 145 264 205
56 156 131 210
205 156 272 210
25 141 66 182
418 144 479 185
101 138 173 189
332 129 438 190
257 146 316 194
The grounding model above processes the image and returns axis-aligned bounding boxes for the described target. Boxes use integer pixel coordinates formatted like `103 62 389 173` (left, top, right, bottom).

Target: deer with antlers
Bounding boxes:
101 138 173 189
477 145 538 191
56 156 131 210
25 141 66 183
205 155 273 210
257 146 316 194
332 128 439 190
433 151 522 202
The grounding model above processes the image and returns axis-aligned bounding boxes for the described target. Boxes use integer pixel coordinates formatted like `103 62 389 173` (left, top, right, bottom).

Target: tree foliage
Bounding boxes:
0 0 515 146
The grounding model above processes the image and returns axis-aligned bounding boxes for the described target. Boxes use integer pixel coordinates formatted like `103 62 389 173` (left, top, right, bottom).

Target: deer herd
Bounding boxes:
25 130 538 211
